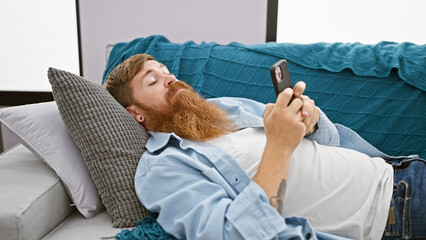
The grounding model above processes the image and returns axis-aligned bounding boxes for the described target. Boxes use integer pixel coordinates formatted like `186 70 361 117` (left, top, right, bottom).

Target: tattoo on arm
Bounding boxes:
270 179 287 214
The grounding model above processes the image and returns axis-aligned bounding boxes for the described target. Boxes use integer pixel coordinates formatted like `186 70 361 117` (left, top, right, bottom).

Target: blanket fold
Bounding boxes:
104 35 425 91
102 213 178 240
232 41 426 91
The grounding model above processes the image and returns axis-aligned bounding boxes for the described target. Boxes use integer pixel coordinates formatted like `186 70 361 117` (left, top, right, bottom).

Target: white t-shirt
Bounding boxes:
208 127 394 240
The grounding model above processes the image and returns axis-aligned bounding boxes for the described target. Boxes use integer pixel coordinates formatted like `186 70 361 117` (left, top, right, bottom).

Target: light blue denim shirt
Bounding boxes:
134 97 391 240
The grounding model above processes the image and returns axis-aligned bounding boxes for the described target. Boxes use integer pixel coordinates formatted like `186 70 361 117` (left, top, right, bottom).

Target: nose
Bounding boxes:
164 74 177 87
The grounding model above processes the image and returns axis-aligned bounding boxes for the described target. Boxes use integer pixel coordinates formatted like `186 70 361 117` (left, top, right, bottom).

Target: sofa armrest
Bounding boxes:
0 144 75 240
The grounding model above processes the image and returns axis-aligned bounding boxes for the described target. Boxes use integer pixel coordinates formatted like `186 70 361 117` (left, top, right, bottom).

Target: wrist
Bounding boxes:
305 123 318 137
263 141 294 162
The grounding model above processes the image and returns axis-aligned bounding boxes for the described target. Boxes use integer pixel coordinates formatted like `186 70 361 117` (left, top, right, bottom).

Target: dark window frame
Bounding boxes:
266 0 278 42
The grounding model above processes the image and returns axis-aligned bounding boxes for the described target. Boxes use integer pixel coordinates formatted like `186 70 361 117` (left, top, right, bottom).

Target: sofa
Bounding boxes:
1 35 425 240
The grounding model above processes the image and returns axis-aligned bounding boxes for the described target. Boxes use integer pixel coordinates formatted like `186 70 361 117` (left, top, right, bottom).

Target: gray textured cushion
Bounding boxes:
48 67 150 228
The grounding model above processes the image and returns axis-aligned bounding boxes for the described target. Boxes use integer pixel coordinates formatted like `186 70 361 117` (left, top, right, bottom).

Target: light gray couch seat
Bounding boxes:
0 144 74 239
42 211 120 239
0 144 121 240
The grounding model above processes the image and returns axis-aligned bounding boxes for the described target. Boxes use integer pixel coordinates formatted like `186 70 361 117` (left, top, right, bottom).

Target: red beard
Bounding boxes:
139 81 235 141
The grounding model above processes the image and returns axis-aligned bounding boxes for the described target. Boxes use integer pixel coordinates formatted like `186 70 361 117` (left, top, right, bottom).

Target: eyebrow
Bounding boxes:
137 62 168 84
140 69 153 81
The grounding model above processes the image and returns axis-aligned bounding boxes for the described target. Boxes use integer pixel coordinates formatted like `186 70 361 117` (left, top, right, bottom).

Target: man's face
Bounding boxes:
126 59 195 130
130 60 180 109
126 59 234 140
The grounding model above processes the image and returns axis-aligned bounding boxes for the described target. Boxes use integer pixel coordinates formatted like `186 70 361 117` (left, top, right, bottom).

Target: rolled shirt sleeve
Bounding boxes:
305 109 340 147
225 181 287 239
134 152 308 240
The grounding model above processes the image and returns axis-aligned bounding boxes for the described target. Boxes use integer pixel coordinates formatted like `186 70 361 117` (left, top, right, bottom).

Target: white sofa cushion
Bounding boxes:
0 144 75 240
0 101 104 218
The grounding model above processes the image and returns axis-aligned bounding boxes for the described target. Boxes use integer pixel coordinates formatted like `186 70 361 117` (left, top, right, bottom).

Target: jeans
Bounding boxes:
383 158 426 239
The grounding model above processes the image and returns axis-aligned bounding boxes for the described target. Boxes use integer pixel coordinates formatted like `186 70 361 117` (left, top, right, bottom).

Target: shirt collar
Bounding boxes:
146 131 182 152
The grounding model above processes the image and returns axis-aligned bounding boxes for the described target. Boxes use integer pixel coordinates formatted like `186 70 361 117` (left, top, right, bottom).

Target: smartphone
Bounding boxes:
270 59 293 97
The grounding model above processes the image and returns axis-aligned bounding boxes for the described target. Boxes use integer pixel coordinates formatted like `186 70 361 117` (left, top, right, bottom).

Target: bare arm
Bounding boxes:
253 88 306 213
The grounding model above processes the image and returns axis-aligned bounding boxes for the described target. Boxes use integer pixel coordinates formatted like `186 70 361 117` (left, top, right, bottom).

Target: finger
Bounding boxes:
303 118 315 134
303 113 312 128
301 95 313 118
300 95 314 130
312 106 320 125
276 88 294 108
301 111 310 118
293 81 306 98
288 97 304 114
264 103 275 119
305 107 320 134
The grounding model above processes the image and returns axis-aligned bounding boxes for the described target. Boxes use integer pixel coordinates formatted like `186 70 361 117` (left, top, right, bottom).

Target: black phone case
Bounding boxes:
270 59 292 97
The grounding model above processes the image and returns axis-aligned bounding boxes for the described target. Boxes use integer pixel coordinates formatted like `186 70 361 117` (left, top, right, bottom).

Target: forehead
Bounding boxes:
138 60 164 74
143 60 163 69
133 60 165 81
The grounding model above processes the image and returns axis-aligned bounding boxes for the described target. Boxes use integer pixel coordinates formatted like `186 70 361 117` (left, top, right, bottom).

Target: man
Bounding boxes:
105 54 395 240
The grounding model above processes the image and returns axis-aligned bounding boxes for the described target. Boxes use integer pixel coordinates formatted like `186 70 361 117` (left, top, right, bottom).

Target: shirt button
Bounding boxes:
306 232 312 239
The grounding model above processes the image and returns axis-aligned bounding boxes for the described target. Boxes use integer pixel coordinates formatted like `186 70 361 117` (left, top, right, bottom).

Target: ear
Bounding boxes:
126 105 145 123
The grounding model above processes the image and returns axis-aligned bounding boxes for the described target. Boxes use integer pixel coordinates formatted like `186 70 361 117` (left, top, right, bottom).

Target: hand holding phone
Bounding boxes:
270 59 294 105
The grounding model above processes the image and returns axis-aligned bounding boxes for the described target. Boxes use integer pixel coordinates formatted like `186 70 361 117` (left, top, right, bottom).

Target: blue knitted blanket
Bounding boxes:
104 35 425 91
102 213 178 240
103 35 425 240
104 35 425 158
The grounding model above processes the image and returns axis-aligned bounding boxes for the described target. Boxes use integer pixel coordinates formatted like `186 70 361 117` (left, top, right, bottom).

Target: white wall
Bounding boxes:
78 0 268 84
277 0 426 44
